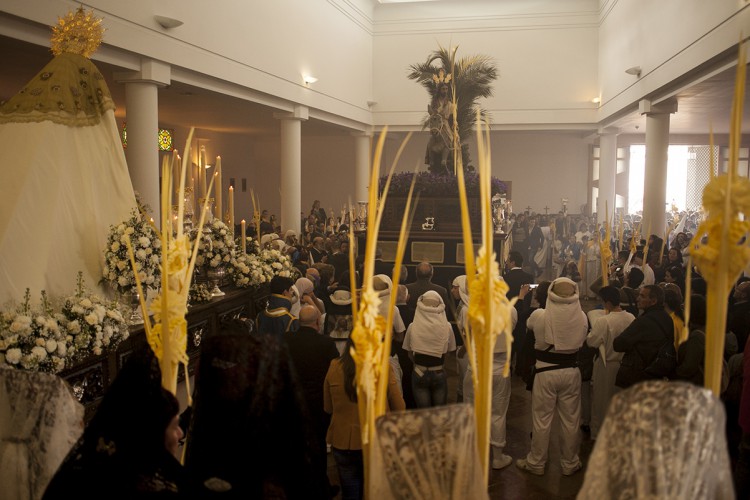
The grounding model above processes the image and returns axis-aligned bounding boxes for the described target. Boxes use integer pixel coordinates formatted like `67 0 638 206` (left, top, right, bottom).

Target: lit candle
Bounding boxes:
228 186 235 231
214 156 222 221
199 146 207 198
172 149 180 202
241 219 246 254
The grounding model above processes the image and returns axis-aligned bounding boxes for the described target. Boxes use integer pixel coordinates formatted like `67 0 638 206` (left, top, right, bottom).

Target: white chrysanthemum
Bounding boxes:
85 313 99 326
5 348 21 364
31 346 48 361
68 320 81 334
139 236 150 247
80 298 93 308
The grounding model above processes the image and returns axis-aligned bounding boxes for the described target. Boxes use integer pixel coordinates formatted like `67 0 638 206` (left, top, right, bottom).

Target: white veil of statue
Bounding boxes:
0 10 136 304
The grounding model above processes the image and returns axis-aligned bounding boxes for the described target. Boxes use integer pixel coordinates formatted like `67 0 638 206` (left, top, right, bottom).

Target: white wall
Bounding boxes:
372 1 600 129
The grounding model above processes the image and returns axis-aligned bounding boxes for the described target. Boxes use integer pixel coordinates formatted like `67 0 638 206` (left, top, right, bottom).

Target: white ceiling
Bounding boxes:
0 34 748 138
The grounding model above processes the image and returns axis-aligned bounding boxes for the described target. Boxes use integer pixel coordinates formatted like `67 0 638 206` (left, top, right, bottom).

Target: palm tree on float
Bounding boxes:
408 45 497 173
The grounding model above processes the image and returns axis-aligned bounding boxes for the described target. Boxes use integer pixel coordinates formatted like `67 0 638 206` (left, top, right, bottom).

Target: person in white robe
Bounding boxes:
586 286 635 439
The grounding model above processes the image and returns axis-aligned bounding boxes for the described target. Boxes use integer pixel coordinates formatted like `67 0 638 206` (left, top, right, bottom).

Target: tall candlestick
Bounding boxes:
228 186 235 231
241 220 247 254
214 156 222 220
199 146 207 198
172 150 180 203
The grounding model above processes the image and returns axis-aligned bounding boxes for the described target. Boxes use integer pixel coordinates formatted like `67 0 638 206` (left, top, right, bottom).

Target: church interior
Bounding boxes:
1 1 749 498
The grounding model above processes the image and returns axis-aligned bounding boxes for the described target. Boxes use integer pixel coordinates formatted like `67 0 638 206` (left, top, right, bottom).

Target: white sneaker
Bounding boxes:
491 453 513 470
516 458 544 476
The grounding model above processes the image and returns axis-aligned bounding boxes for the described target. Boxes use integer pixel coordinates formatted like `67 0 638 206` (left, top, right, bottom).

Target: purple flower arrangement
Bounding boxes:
380 172 507 197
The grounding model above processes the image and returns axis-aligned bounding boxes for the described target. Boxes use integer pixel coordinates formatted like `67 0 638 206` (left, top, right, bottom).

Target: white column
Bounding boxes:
116 59 170 225
639 99 677 238
353 131 371 204
596 129 618 225
275 105 308 235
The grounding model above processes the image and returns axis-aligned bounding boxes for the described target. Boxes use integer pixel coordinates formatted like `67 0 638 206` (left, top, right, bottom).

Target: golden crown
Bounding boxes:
50 7 104 58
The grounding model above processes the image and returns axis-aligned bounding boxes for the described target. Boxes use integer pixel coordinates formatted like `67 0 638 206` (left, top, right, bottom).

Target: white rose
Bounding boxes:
145 275 155 285
150 255 159 264
57 342 67 357
145 247 153 255
72 305 84 315
116 261 127 271
85 313 99 326
46 339 57 353
94 305 106 322
118 276 129 287
117 224 126 232
120 234 129 244
125 227 135 235
5 348 21 364
55 357 66 372
139 236 150 247
111 242 120 252
31 346 48 361
36 338 46 347
154 239 161 249
93 347 102 356
80 298 93 308
136 249 147 260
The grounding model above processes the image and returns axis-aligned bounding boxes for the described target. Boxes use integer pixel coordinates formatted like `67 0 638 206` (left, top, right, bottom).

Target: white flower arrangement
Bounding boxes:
195 218 236 268
231 245 294 288
103 206 161 295
60 273 128 362
0 290 68 373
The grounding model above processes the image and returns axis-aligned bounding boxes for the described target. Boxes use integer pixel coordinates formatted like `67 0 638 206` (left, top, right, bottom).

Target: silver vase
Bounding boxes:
207 265 226 297
127 289 144 325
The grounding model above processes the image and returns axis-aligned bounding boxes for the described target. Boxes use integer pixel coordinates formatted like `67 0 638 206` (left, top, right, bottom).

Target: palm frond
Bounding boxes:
408 46 498 169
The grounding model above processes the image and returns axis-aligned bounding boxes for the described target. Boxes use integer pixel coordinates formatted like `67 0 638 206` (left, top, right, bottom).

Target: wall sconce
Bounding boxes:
303 75 318 86
625 66 642 77
154 15 184 29
590 97 601 104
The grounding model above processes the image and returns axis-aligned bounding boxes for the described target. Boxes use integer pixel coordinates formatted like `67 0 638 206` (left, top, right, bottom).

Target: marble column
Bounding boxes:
116 60 170 225
639 99 677 239
596 129 618 225
353 131 371 206
274 105 308 235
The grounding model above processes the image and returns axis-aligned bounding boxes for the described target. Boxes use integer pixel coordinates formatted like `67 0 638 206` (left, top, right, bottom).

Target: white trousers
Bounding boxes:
463 354 511 451
591 357 620 439
525 367 581 473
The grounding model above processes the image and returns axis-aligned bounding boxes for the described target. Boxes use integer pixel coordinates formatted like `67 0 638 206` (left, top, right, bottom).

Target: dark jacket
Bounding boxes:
406 278 450 315
613 305 673 388
503 268 534 301
256 294 299 337
283 326 339 434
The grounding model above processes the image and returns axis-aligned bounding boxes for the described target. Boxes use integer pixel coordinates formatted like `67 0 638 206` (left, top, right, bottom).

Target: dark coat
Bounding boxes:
613 305 674 388
503 268 534 300
405 278 451 320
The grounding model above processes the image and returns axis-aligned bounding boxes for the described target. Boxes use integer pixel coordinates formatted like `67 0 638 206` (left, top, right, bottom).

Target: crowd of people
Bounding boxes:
13 200 747 499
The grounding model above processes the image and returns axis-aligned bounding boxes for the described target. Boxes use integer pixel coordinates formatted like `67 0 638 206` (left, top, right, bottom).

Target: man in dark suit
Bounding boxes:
406 261 451 313
283 305 340 497
503 250 534 300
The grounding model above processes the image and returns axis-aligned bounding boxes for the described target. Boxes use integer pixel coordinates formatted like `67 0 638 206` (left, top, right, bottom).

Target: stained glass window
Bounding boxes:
158 128 173 151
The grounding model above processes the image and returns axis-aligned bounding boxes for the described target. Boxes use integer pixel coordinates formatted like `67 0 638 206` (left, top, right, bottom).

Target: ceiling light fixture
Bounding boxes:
625 66 642 77
591 97 601 104
154 15 183 29
303 75 318 86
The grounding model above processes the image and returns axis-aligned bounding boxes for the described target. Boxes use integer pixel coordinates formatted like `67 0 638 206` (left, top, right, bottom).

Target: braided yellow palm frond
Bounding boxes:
599 204 613 286
125 127 214 397
690 40 748 395
347 129 416 495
